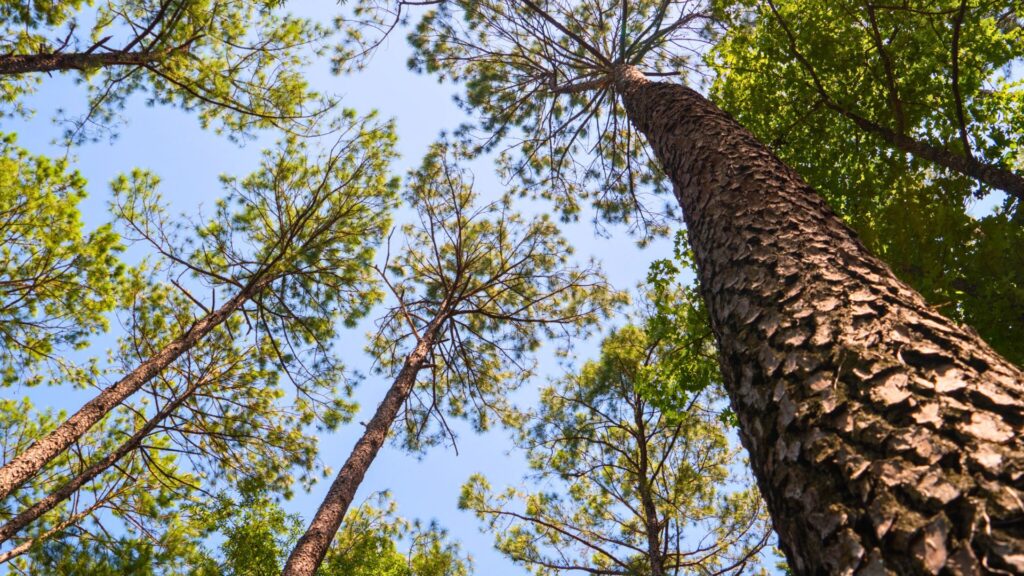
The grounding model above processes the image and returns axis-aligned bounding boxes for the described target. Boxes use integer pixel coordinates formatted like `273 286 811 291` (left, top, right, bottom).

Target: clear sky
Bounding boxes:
3 1 682 573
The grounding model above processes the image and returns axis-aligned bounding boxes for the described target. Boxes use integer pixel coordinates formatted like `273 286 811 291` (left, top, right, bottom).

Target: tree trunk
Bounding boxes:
615 65 1024 575
0 377 203 546
0 283 260 502
281 321 441 576
632 395 665 576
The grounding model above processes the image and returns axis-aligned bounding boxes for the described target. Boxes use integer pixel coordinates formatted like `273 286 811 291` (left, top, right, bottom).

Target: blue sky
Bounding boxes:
3 1 683 573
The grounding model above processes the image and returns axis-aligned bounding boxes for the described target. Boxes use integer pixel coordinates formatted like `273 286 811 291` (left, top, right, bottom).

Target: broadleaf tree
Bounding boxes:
711 0 1024 205
709 0 1024 364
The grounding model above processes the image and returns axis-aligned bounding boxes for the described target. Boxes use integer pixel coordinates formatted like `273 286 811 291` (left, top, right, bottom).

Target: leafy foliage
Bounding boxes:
8 0 1024 572
23 538 159 575
188 491 472 576
110 111 399 447
317 494 471 576
709 0 1024 363
369 142 625 452
109 112 398 484
460 318 772 575
0 111 399 562
404 1 718 238
711 0 1024 198
0 397 214 573
0 0 334 142
0 133 124 385
640 233 720 417
10 490 472 575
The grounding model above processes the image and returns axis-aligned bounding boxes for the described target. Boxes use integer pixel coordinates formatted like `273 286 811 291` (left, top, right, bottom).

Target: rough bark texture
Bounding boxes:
281 322 440 576
616 65 1024 575
0 287 256 502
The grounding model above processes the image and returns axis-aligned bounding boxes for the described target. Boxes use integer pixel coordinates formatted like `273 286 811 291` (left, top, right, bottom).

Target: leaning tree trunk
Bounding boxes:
281 320 441 576
0 280 263 502
614 65 1024 575
0 376 203 547
0 50 165 75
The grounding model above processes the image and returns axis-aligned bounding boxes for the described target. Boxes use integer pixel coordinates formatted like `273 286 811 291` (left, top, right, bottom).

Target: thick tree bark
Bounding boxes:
0 283 261 502
281 321 441 576
615 65 1024 575
0 377 202 546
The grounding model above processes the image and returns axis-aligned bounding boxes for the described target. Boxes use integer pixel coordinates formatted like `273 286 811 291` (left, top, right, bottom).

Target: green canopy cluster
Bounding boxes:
2 0 1022 573
709 0 1024 363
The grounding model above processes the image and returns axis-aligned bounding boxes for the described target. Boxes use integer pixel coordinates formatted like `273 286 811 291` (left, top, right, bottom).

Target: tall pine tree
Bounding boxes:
395 1 1024 571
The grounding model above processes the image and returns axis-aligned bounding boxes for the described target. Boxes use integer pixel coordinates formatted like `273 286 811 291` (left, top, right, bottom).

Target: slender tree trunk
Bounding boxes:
0 496 107 564
0 284 260 502
632 395 665 576
0 377 203 545
615 65 1024 574
281 321 441 576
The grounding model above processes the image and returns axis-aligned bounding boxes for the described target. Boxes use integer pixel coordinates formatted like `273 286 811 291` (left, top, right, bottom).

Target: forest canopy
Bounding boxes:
0 0 1021 574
